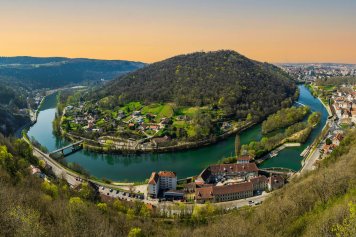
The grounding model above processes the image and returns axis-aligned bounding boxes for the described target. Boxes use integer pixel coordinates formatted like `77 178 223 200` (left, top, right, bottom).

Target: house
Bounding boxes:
183 182 198 201
199 163 259 183
221 122 231 130
322 144 336 154
352 110 356 123
149 125 160 131
195 186 214 203
213 182 253 202
332 133 344 146
236 155 253 164
147 171 177 198
195 182 254 203
249 175 268 191
268 175 285 191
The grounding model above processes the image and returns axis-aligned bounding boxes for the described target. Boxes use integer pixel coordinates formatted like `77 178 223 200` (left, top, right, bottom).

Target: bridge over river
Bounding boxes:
259 167 296 176
49 140 84 156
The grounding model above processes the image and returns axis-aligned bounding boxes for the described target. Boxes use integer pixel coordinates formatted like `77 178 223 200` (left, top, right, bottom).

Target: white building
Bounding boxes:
147 171 177 198
147 172 160 198
158 171 177 190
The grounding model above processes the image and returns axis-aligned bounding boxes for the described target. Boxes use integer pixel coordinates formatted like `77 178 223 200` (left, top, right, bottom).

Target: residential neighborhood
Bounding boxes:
60 99 245 153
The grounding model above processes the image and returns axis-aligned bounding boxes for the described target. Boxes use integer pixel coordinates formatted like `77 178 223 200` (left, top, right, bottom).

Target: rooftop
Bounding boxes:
148 172 159 185
158 171 176 178
236 155 253 161
209 163 259 174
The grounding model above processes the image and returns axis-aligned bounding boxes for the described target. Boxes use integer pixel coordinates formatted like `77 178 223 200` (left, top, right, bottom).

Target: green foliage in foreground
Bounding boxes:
2 128 356 236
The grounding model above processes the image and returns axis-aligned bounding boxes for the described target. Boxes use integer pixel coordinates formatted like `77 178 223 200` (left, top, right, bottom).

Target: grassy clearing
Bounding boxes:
173 120 187 128
120 101 142 113
142 103 174 121
176 107 200 117
141 103 163 115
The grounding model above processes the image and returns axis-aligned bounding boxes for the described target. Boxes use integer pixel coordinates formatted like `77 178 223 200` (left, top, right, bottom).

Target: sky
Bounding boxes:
1 0 356 63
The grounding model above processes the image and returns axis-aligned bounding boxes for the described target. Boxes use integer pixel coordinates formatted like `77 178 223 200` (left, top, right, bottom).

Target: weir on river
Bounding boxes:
27 85 328 182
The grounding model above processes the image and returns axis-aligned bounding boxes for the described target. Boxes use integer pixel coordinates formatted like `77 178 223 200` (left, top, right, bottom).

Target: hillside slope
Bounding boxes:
1 130 356 236
97 50 296 119
0 56 145 89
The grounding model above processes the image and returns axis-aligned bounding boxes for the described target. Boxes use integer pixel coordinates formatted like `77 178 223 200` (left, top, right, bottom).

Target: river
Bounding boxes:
27 85 328 182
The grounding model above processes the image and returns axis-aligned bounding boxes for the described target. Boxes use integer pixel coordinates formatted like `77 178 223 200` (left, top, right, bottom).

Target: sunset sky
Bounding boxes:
1 0 356 63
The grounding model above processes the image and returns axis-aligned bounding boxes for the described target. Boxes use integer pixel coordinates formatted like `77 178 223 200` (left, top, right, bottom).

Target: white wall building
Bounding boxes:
147 171 177 198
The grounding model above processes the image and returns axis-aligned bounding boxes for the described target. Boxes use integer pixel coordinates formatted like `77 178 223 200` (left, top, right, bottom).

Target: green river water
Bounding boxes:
27 85 328 182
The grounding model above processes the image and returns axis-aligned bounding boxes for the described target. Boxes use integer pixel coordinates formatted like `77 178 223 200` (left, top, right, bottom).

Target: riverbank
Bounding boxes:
62 121 256 154
256 143 301 164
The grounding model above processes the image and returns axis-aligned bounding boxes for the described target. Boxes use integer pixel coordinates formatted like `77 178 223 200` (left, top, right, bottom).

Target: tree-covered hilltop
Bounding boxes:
95 50 297 120
0 84 30 135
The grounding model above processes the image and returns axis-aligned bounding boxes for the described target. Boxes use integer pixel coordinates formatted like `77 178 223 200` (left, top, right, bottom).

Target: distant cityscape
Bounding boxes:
279 63 356 82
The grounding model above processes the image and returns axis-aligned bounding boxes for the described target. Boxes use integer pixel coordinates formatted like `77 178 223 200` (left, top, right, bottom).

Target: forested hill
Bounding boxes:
0 56 145 89
97 50 297 119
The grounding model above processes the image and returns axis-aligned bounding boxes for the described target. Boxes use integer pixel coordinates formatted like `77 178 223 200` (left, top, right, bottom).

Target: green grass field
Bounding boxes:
176 107 200 117
120 101 142 113
141 103 164 115
173 120 187 128
142 103 174 121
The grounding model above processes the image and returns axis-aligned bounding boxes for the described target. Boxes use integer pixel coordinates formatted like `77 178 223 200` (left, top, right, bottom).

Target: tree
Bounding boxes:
246 113 253 121
139 204 151 218
0 145 13 165
326 138 332 145
96 203 108 213
128 227 143 237
41 181 59 199
39 160 46 169
308 112 321 126
235 135 241 157
126 208 135 221
333 202 356 237
69 197 84 206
